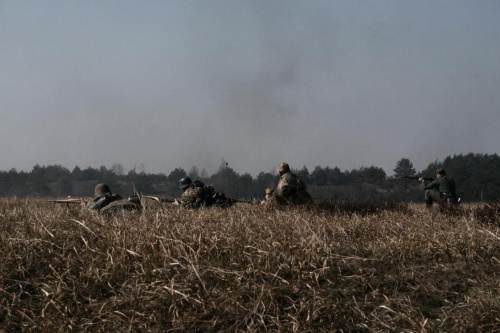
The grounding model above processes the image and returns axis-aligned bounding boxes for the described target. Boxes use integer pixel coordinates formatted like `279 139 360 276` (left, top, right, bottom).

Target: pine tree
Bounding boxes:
393 158 416 178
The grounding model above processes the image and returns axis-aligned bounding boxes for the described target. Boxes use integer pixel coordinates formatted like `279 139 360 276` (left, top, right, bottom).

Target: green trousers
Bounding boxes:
424 189 445 206
425 189 457 207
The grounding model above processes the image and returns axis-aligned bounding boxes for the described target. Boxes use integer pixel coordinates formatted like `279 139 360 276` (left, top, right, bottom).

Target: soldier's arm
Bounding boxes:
85 196 109 211
278 184 298 197
423 179 440 191
271 191 286 205
180 190 202 209
276 174 299 196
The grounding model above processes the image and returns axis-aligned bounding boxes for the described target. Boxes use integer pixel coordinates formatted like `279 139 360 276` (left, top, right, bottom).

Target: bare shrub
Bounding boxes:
473 203 500 227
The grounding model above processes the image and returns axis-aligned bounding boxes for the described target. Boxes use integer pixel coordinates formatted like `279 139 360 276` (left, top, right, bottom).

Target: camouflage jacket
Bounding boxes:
180 186 215 209
273 172 313 205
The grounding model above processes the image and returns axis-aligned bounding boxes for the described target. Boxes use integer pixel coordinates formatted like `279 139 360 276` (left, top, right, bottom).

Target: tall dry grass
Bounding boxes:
0 199 499 332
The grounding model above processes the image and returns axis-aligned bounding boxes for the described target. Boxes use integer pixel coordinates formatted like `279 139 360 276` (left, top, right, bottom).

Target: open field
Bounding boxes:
0 199 499 332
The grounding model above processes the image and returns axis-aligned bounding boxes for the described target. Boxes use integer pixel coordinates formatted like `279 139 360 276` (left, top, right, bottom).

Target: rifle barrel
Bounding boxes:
401 176 434 181
49 199 85 204
143 195 177 203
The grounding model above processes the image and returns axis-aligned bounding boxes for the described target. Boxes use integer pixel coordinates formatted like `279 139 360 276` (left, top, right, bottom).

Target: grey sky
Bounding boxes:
1 1 499 176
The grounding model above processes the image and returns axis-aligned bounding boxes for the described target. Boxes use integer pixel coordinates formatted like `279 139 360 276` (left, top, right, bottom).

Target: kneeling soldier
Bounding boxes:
273 163 313 205
419 168 458 207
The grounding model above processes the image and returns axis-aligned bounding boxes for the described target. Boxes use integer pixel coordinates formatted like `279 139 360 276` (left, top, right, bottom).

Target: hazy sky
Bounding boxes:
1 1 499 176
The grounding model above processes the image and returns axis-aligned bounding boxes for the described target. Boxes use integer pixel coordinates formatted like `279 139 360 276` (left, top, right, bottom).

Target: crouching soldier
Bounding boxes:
176 177 237 209
273 163 313 205
85 183 142 214
172 177 212 209
173 177 193 207
419 168 458 207
181 181 216 209
261 188 275 205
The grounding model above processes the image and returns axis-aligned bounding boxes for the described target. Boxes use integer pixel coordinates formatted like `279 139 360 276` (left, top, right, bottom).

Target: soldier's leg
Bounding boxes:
424 189 433 207
425 189 444 207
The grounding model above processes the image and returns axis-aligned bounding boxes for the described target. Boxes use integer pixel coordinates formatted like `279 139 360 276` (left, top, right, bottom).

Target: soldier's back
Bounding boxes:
276 172 313 205
437 176 456 195
85 194 122 211
100 198 142 215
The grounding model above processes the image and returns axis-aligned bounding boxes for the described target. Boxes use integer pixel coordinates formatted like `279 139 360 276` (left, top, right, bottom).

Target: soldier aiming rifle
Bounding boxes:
50 183 142 214
418 168 459 207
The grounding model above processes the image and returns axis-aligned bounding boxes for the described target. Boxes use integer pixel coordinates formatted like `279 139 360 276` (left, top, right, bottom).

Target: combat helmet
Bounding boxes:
278 162 291 173
95 183 112 197
179 177 193 191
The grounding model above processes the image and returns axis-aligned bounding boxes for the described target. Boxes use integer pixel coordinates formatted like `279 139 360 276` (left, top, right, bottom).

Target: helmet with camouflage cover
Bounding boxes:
179 177 193 191
278 162 291 173
436 168 446 176
265 188 274 196
95 183 112 197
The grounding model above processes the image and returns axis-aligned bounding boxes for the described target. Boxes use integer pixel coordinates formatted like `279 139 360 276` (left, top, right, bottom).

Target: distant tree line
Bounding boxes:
0 153 499 202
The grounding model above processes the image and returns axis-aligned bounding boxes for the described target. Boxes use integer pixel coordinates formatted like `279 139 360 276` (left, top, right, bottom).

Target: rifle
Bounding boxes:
48 198 87 206
142 195 178 204
401 176 435 181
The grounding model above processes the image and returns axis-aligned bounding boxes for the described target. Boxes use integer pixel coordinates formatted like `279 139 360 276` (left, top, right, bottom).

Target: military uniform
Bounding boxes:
423 169 457 207
273 163 313 205
180 185 215 209
85 183 122 211
85 183 141 214
100 197 142 215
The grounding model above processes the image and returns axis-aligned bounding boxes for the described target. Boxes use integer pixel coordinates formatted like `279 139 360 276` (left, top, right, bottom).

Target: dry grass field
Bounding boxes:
0 199 499 332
